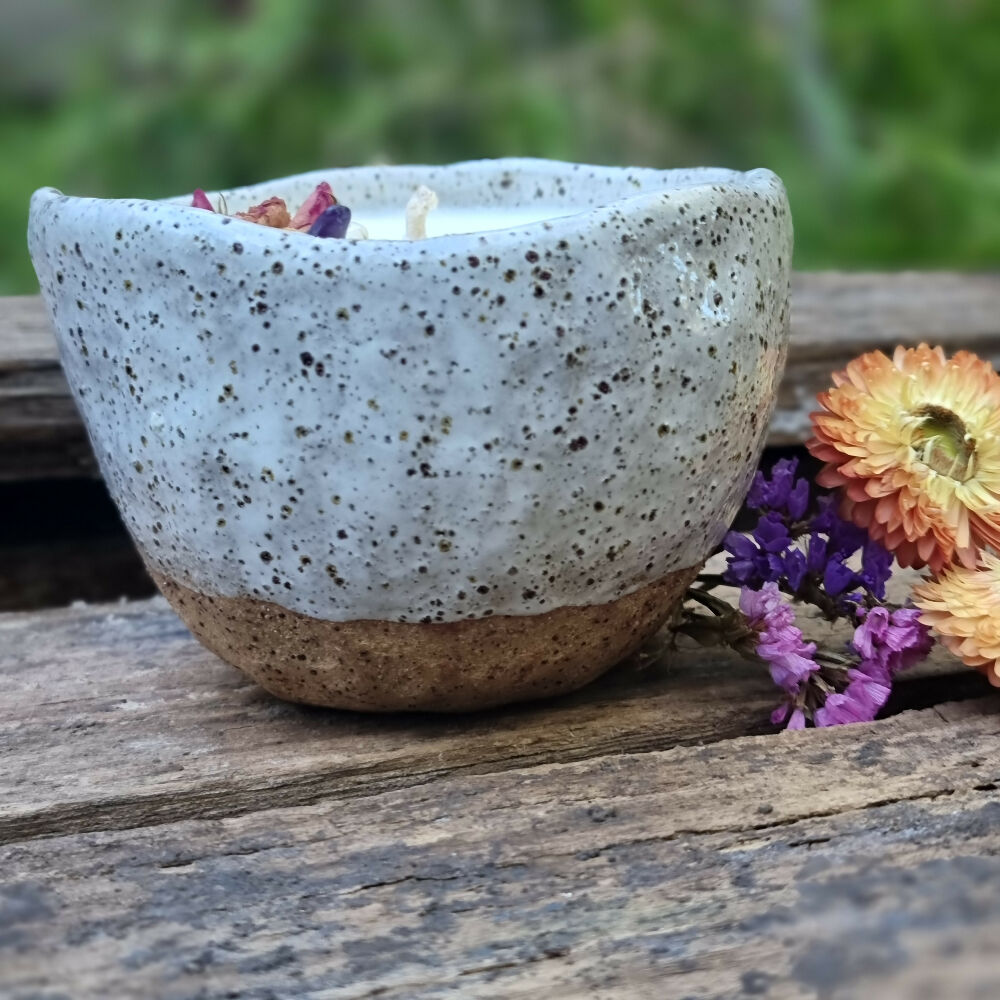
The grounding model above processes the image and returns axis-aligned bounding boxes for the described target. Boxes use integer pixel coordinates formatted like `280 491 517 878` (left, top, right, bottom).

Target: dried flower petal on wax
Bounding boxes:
191 189 214 211
235 196 291 229
308 204 352 239
288 182 337 231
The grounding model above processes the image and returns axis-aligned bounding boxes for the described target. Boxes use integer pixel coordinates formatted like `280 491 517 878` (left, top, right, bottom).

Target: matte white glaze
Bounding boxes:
29 159 791 623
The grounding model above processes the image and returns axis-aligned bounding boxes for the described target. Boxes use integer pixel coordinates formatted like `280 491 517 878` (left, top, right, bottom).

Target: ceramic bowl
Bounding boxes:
28 158 791 711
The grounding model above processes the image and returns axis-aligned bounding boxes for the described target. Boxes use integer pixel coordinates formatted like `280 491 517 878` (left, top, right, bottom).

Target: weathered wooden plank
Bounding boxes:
3 698 1000 999
0 570 990 847
4 272 999 478
0 295 59 368
0 295 94 479
775 271 1000 445
0 537 155 610
0 595 785 845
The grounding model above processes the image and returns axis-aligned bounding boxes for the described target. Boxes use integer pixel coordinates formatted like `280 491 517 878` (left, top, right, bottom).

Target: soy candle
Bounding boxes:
29 159 792 712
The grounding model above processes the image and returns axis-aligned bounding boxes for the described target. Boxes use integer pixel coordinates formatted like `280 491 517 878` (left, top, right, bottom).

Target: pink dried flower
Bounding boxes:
288 182 337 231
191 189 214 211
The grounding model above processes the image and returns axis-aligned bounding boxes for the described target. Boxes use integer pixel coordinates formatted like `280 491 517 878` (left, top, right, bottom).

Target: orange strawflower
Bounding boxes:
913 551 1000 686
807 344 1000 572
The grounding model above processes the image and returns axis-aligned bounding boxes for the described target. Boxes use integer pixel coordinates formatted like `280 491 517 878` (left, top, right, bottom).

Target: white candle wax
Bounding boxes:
355 206 568 241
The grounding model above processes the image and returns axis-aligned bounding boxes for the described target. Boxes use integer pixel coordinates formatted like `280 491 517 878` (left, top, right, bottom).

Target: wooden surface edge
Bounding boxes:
3 579 1000 998
2 691 999 999
0 589 992 845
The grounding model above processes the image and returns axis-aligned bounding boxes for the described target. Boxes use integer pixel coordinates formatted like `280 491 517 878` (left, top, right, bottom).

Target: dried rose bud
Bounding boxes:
308 204 352 239
191 189 214 211
235 196 291 229
289 182 337 231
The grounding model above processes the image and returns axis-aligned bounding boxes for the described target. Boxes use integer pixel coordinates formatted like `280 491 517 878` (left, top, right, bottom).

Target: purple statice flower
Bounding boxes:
859 539 893 601
740 583 819 694
746 457 811 520
810 607 934 728
852 606 933 677
823 554 859 598
723 513 791 587
810 494 868 556
843 668 893 715
783 547 808 591
783 607 933 730
771 703 806 729
800 495 894 604
804 532 828 575
818 667 893 726
814 685 880 727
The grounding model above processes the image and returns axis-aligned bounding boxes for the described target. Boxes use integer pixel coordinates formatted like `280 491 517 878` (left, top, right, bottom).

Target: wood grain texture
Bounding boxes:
0 581 987 847
0 296 94 479
3 688 1000 998
2 583 1000 998
3 272 1000 477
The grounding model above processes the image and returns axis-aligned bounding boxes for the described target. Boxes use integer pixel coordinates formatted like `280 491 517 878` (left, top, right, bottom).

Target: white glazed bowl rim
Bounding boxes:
31 157 785 252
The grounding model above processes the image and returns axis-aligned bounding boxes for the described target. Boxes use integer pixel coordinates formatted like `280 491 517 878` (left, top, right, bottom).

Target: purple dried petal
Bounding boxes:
747 458 811 520
811 494 867 555
814 690 873 727
823 556 857 598
308 204 352 239
852 606 933 678
756 512 791 553
860 539 893 599
805 533 828 575
787 477 810 520
723 531 771 587
787 709 806 730
783 548 807 591
844 669 892 716
746 470 769 511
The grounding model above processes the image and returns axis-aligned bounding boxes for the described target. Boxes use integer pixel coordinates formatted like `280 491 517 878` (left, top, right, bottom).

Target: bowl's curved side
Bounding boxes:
28 165 791 631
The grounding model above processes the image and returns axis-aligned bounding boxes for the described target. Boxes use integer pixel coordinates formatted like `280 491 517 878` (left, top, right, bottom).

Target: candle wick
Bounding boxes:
405 185 439 240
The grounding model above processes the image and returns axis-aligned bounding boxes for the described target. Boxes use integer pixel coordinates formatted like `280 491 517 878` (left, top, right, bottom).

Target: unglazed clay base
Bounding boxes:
154 565 698 712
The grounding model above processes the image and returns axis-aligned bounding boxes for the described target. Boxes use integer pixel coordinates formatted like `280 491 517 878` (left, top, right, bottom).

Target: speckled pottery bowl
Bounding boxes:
28 159 791 712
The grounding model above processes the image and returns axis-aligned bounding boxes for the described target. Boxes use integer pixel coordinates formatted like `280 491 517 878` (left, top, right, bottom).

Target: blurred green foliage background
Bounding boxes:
2 0 999 294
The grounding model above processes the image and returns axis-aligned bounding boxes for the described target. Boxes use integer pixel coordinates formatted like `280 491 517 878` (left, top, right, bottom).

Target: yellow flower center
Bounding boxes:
911 404 977 482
